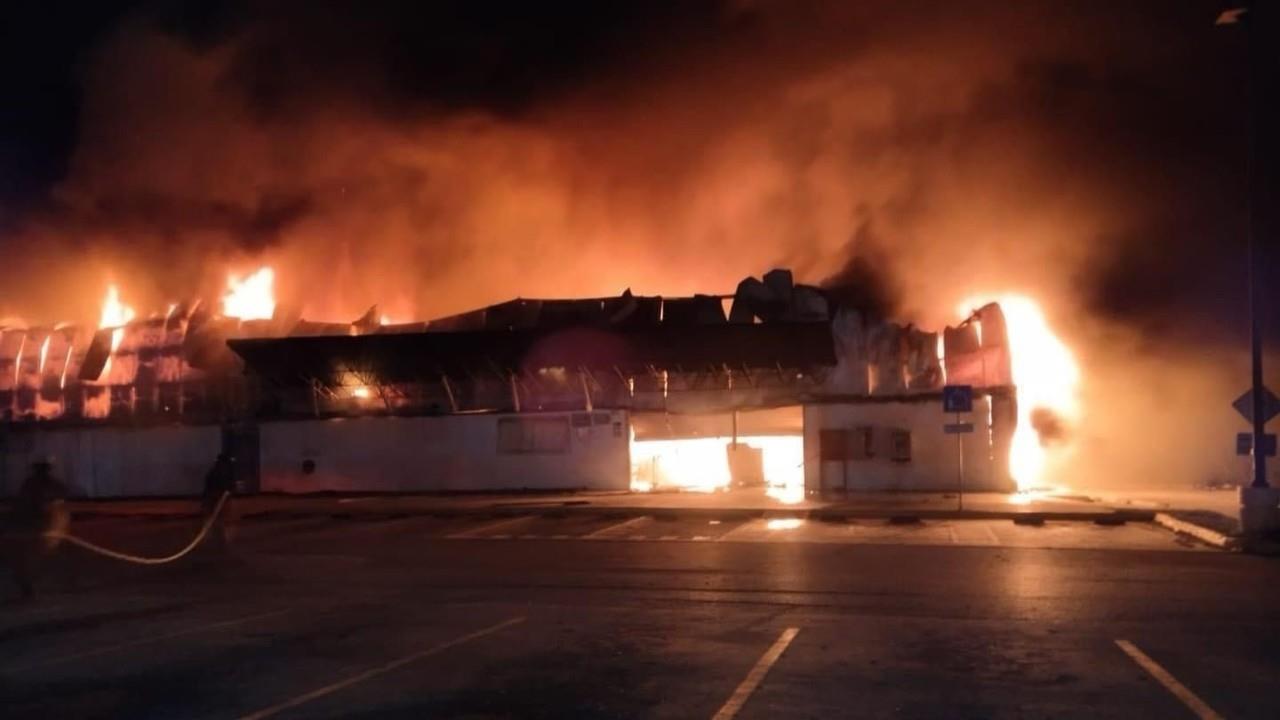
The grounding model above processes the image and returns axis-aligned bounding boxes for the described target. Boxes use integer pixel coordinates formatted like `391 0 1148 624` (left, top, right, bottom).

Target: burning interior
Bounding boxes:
1 267 1079 499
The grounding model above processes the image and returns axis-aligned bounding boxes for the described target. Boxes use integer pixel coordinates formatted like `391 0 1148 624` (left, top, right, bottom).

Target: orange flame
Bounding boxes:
222 267 276 320
630 434 804 503
13 335 25 385
97 284 136 383
958 294 1080 490
37 335 51 376
98 284 136 329
60 344 73 389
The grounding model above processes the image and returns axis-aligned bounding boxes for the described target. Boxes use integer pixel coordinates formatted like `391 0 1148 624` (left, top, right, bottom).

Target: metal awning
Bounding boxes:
228 323 835 387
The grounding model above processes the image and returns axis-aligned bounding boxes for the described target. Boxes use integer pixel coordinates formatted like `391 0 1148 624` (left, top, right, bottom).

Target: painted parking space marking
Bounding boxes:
4 609 290 673
583 516 649 539
712 627 800 720
238 616 526 720
446 515 531 539
984 524 1000 544
1115 639 1225 720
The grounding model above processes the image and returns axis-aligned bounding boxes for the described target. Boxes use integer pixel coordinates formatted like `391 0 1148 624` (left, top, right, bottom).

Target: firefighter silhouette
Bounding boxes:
3 458 69 600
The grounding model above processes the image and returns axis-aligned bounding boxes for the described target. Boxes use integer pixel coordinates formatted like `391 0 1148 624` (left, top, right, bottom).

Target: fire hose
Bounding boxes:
43 491 231 566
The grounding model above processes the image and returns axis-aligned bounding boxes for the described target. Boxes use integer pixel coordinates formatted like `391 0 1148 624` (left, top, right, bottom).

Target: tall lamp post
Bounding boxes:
1218 7 1266 488
1220 6 1276 535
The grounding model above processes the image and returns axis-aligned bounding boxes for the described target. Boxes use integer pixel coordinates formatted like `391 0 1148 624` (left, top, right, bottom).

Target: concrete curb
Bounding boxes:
67 502 1154 525
57 491 1162 520
1154 512 1241 551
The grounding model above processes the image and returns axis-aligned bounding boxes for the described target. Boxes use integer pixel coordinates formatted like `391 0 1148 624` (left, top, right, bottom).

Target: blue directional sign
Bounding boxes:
942 385 973 414
1237 432 1278 457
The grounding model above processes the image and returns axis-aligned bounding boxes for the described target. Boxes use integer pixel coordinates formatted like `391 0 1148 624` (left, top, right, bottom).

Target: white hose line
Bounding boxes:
46 492 231 566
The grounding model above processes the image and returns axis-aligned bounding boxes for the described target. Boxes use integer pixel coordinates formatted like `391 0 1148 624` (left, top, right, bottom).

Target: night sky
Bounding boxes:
0 1 1276 345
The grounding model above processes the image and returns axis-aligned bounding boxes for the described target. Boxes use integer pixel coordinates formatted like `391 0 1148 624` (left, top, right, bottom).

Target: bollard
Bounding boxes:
1238 486 1280 537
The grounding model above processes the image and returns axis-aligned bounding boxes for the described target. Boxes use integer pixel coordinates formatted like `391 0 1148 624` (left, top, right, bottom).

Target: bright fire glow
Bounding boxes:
222 267 276 320
98 285 135 329
352 385 371 399
97 284 136 382
13 335 24 385
37 335 51 375
958 295 1080 491
630 434 804 503
60 345 73 388
765 517 804 530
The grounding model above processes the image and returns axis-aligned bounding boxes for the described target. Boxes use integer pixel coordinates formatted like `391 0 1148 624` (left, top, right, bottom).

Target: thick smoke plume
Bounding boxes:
0 0 1275 488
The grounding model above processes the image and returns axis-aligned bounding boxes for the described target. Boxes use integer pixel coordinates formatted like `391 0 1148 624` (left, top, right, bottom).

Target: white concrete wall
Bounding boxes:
259 411 631 493
0 425 220 498
803 398 1014 492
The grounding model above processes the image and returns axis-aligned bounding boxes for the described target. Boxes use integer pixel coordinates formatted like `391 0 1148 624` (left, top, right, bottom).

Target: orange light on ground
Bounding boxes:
958 295 1080 491
765 517 804 530
222 267 276 320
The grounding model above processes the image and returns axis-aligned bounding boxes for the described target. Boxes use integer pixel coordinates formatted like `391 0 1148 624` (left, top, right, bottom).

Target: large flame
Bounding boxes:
630 434 804 503
222 267 276 320
98 284 135 329
97 284 136 383
958 295 1080 490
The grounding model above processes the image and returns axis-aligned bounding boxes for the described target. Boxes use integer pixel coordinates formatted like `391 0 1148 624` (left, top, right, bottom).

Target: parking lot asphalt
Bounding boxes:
1 511 1275 719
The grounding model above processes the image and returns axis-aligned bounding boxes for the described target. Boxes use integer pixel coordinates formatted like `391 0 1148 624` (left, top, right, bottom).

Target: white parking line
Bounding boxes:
4 609 289 673
1115 639 1225 720
238 616 526 720
983 524 1000 544
712 627 800 720
583 516 649 539
446 515 530 539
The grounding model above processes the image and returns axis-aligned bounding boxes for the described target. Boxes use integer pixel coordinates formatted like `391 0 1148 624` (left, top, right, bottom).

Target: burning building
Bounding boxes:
0 268 1019 500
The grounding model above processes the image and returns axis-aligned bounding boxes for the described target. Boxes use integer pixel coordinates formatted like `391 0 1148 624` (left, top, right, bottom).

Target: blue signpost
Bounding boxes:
942 385 974 510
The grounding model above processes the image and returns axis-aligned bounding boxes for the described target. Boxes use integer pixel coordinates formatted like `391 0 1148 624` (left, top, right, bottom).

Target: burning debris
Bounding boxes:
0 265 1080 496
0 265 399 423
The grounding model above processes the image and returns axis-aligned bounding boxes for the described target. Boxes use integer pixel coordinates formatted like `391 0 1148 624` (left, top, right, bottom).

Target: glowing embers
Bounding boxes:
957 295 1079 491
222 267 276 320
630 434 804 503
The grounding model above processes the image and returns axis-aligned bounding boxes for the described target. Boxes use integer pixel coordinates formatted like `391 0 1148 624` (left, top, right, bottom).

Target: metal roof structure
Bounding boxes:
229 322 837 388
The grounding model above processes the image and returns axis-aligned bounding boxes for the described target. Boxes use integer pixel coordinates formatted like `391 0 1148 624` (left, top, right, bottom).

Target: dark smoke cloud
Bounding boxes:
2 0 1266 328
819 215 900 322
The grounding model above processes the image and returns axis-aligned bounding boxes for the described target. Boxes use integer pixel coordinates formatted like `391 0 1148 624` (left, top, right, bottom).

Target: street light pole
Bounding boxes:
1243 7 1267 489
1220 6 1267 488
